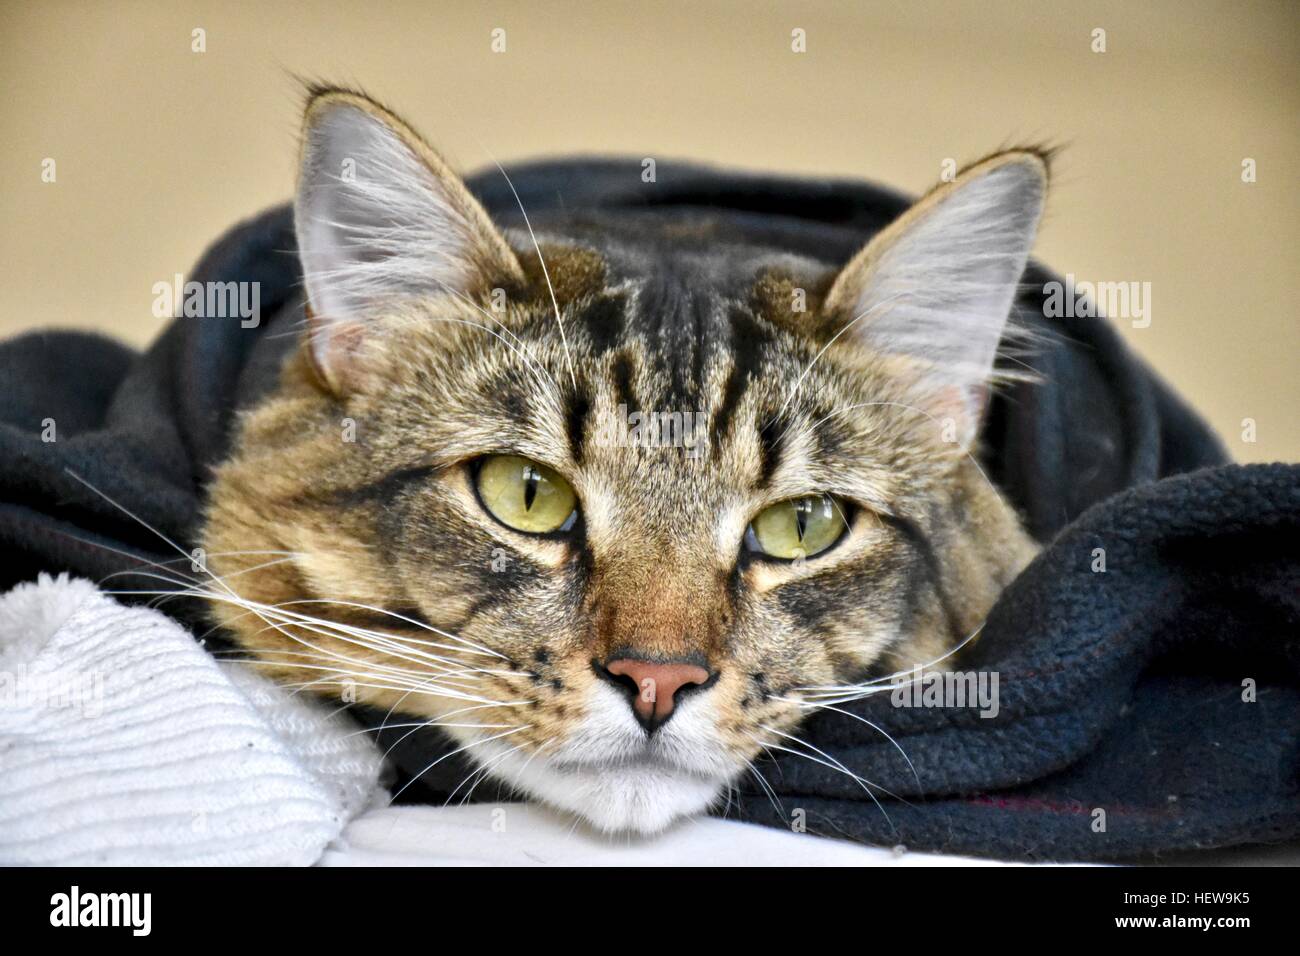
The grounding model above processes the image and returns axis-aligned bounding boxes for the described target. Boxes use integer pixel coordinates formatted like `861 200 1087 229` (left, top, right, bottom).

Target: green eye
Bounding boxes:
747 494 847 560
475 455 578 534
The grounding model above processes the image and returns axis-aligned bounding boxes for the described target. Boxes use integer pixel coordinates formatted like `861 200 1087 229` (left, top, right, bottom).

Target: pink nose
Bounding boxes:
603 659 712 728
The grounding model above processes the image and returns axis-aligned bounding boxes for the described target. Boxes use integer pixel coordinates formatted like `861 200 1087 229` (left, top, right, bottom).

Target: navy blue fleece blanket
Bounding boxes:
1 159 1296 861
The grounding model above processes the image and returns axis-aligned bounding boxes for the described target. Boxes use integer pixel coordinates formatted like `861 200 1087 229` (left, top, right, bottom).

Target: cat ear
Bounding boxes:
824 151 1047 447
294 90 523 392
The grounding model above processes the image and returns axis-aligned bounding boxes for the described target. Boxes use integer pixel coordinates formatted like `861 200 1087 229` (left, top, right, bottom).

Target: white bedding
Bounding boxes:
323 803 1007 866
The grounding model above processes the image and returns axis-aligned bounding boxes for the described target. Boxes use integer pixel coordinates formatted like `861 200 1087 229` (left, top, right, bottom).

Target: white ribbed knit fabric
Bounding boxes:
0 574 386 865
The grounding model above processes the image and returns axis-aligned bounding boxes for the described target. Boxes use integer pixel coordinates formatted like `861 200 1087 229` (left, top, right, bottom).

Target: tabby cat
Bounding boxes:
202 88 1043 832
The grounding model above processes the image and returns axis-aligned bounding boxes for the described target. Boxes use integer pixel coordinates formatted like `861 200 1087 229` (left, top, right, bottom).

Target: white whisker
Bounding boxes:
390 725 531 802
486 154 578 391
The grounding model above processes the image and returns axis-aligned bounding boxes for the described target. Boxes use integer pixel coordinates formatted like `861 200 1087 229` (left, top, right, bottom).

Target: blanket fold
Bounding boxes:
733 462 1300 859
0 158 1294 861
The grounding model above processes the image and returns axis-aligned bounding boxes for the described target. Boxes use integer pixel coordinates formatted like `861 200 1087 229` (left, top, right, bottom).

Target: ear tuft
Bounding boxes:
294 90 522 392
824 150 1048 447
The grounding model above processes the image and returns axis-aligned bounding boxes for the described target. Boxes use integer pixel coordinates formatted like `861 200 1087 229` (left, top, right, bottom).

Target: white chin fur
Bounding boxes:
476 740 724 834
464 684 733 834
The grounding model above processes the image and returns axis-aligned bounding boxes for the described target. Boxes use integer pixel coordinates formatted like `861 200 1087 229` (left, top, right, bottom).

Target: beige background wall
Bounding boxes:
1 0 1296 461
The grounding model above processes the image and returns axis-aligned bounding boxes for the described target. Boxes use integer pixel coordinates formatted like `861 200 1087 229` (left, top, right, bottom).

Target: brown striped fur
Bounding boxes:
201 88 1041 832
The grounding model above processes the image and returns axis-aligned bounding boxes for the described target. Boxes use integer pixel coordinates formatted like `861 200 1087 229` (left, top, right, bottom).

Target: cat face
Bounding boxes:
202 89 1043 833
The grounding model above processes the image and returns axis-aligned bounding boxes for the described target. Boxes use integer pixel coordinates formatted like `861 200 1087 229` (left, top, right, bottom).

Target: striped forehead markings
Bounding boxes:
532 277 814 485
710 307 778 448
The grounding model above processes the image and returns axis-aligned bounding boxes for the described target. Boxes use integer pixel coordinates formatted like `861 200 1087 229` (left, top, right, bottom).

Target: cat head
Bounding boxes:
203 88 1044 832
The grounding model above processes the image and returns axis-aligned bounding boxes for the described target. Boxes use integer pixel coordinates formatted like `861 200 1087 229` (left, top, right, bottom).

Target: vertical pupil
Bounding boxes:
794 497 809 541
522 464 540 511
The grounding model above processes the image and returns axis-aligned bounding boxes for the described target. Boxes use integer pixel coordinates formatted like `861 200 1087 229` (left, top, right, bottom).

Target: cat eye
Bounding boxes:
746 494 848 561
475 454 578 535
